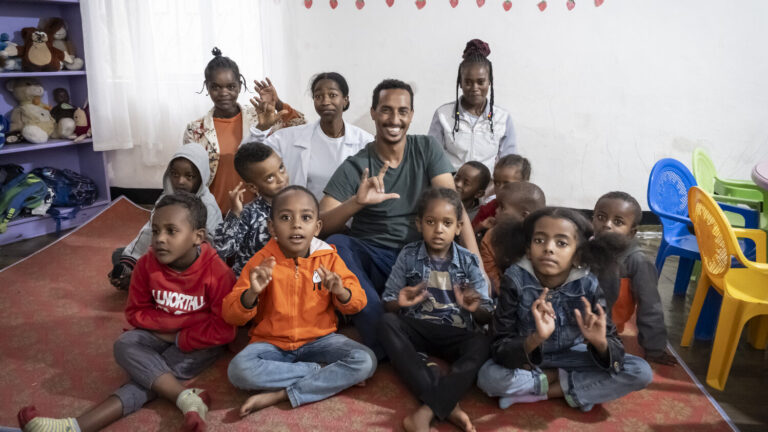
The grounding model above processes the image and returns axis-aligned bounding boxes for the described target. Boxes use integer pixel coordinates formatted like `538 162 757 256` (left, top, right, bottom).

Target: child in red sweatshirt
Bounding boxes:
19 192 237 432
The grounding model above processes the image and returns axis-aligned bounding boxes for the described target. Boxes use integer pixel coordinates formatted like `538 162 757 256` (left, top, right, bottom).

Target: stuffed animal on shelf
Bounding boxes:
42 18 83 70
5 78 56 143
72 101 91 142
50 88 76 122
13 27 66 72
0 33 21 72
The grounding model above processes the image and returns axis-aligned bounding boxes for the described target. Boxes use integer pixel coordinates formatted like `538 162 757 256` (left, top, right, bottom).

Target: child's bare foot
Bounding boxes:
239 389 288 417
447 404 475 432
403 404 434 432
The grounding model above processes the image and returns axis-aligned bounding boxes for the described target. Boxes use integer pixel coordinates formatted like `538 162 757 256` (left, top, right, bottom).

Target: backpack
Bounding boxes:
0 170 47 233
32 167 98 207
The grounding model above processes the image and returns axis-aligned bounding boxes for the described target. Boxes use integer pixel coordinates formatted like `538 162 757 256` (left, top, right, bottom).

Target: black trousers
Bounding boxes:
377 313 491 420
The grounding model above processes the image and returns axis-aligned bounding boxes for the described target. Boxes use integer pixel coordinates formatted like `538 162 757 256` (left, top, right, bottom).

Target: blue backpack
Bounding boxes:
32 167 98 207
0 167 48 233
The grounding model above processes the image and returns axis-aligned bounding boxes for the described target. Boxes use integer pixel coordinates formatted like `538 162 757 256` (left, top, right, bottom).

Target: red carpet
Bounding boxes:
0 197 734 431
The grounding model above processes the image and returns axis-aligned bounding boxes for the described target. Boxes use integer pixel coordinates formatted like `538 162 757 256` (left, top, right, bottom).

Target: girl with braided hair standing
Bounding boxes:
428 39 517 175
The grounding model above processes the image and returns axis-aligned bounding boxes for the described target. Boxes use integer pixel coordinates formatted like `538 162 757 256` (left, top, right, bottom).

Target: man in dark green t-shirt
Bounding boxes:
320 79 480 360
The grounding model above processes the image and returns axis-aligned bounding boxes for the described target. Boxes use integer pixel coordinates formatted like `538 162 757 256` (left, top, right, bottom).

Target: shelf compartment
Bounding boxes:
0 138 93 155
0 71 86 78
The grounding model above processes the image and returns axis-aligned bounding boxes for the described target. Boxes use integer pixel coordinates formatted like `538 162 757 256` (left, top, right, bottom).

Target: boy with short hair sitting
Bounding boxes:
223 186 376 416
20 192 237 432
592 191 677 365
453 161 491 221
213 141 289 277
109 144 222 290
481 181 546 295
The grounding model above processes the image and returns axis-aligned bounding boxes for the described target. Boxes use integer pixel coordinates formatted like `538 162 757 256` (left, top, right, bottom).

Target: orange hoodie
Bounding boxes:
222 237 366 351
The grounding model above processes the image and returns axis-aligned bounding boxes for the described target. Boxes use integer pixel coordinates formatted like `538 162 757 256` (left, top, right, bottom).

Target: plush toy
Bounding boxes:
14 27 66 72
50 88 76 121
0 115 9 149
5 78 56 143
42 18 83 70
72 102 91 142
0 33 21 71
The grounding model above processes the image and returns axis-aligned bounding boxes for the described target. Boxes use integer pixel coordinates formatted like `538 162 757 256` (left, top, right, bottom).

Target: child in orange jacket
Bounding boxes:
222 186 376 417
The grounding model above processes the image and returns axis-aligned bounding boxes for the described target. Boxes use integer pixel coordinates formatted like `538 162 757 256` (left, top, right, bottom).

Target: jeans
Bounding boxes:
227 333 377 408
378 314 490 420
477 344 652 410
112 330 223 415
327 234 400 360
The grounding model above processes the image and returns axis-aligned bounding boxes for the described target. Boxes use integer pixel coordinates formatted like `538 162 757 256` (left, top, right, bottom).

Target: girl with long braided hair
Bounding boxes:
428 39 517 175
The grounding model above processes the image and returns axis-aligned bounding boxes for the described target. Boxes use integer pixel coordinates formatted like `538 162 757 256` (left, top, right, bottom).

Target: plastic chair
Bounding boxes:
682 186 768 390
692 148 766 230
648 158 759 297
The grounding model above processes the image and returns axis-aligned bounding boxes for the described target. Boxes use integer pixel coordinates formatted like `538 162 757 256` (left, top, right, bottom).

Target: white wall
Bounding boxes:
110 0 768 209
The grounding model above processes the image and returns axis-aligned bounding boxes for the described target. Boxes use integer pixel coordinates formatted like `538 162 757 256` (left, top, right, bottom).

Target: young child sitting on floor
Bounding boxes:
472 154 531 234
20 192 237 432
592 191 677 365
453 161 491 221
378 188 493 432
477 207 653 411
480 181 546 296
109 144 222 290
213 141 289 277
223 185 376 417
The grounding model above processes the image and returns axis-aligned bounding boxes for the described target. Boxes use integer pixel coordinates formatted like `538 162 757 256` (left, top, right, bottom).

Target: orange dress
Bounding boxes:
210 112 253 214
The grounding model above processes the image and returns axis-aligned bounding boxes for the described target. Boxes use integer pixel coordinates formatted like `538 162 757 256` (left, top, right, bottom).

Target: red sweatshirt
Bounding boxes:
125 243 237 352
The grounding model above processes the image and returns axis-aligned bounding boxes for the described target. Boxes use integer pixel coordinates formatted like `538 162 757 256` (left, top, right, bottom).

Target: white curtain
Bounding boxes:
81 0 264 168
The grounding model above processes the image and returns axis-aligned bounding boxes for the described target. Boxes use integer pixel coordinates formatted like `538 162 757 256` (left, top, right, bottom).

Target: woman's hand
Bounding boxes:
254 77 283 111
250 95 278 130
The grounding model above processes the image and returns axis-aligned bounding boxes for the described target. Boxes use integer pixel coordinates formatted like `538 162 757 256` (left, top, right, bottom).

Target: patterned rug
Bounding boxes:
0 197 734 431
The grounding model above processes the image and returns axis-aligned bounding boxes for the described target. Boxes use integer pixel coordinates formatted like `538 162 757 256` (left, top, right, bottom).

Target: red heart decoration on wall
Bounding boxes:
538 1 547 11
566 0 575 10
450 0 459 8
476 0 485 7
356 0 365 9
304 0 312 8
386 0 395 6
330 0 338 9
415 0 426 9
503 1 512 11
595 0 604 6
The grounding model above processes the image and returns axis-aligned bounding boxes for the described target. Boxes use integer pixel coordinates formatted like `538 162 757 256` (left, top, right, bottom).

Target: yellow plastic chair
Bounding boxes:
683 186 768 390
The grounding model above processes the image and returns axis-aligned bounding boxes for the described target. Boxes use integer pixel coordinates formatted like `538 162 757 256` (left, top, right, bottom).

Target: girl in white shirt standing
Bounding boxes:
428 39 517 174
250 73 374 200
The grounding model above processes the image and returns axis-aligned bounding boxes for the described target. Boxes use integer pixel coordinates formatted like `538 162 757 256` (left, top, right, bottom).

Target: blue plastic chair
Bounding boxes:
648 159 759 296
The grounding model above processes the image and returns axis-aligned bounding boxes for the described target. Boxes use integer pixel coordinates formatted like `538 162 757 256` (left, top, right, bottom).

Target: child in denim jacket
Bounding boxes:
379 188 493 432
477 207 652 411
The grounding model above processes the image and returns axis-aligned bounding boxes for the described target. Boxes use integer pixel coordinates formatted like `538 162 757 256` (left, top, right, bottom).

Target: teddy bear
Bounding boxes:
0 33 21 71
42 18 83 70
5 78 73 144
12 27 66 72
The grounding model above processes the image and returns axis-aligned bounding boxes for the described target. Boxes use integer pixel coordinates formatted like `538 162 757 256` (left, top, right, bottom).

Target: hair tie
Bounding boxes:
211 47 222 57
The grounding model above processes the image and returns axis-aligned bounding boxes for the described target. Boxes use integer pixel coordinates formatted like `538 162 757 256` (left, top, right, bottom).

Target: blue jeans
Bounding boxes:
227 333 377 408
327 234 400 360
477 344 652 410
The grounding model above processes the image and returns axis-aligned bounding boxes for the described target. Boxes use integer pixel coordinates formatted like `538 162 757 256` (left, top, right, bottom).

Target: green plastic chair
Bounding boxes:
692 148 767 230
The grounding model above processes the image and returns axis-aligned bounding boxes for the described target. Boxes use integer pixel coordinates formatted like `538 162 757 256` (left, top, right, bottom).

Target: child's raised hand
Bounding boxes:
249 257 276 297
574 296 608 353
316 265 346 297
355 164 401 206
254 77 282 109
397 282 428 308
531 288 556 341
453 283 482 312
229 182 246 217
250 94 278 130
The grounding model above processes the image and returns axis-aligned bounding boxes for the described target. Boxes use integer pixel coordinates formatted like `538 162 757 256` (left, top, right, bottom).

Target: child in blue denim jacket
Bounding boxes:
477 207 653 412
378 187 493 432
